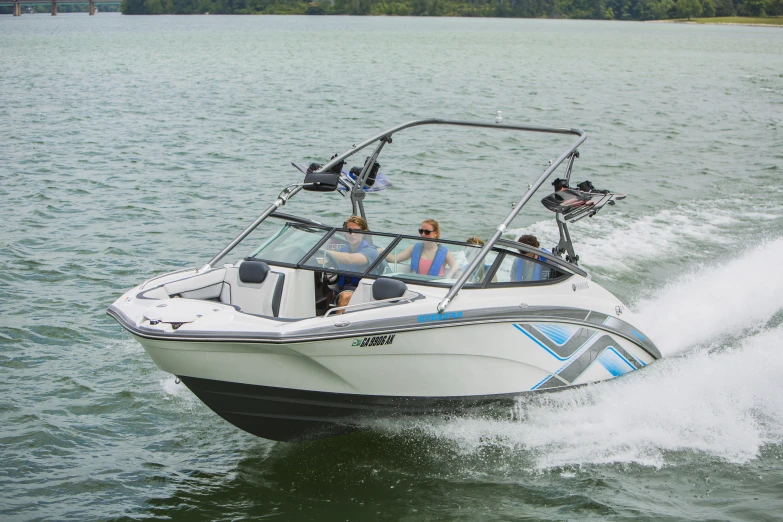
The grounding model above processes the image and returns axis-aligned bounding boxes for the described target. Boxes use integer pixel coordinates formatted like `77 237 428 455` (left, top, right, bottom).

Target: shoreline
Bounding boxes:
651 22 783 27
648 17 783 27
5 10 781 26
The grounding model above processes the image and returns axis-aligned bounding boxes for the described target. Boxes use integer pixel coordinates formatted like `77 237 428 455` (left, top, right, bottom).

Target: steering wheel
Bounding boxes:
324 267 339 285
320 249 340 284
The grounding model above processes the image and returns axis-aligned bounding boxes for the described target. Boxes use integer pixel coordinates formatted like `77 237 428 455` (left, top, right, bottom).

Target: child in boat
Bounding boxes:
465 236 489 283
512 235 550 281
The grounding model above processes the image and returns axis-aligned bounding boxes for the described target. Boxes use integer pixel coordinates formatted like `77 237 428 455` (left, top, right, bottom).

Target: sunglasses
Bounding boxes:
345 228 362 235
418 229 435 235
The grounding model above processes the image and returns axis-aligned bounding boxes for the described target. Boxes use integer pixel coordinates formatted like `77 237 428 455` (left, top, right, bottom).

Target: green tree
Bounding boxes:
676 0 702 18
121 0 146 13
737 0 765 14
766 0 783 15
712 0 734 15
145 0 164 13
412 0 427 13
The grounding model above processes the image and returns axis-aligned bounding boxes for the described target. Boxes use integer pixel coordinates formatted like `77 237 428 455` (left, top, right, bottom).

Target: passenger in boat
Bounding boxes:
511 235 550 282
324 216 379 309
388 219 457 276
463 236 502 283
465 236 490 283
517 234 540 252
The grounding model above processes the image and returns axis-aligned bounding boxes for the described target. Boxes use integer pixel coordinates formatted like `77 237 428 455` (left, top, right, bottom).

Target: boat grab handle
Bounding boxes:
325 296 414 317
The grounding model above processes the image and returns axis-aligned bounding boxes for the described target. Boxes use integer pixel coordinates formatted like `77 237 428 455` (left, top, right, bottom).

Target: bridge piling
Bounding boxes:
3 0 114 15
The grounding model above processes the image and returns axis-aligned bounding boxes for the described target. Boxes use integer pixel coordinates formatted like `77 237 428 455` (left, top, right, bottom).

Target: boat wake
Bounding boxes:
371 325 783 469
634 236 783 356
370 241 783 468
511 192 783 276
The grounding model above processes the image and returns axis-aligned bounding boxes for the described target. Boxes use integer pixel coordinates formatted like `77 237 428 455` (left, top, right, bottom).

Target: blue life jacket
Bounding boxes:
411 243 448 276
512 248 551 282
336 239 372 290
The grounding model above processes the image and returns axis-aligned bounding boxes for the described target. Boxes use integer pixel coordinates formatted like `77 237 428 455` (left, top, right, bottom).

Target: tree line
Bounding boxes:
120 0 782 18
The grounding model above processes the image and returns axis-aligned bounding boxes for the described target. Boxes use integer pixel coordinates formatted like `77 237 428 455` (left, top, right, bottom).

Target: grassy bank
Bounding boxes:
672 16 783 25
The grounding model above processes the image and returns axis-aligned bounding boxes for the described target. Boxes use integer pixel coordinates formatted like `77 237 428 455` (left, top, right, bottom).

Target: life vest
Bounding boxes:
336 239 372 290
411 243 448 276
512 248 550 282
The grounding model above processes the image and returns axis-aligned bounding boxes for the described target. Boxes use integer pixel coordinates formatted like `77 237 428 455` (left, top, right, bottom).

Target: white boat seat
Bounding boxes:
226 260 286 317
372 277 408 301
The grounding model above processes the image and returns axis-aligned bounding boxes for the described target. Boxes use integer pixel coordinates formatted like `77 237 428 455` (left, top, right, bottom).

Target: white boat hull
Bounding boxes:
124 313 656 440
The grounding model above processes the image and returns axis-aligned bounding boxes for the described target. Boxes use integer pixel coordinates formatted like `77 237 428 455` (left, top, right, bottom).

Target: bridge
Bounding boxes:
0 0 120 15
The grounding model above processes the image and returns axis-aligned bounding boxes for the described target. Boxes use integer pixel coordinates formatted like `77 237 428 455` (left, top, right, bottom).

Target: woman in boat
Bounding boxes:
324 216 379 309
390 219 457 277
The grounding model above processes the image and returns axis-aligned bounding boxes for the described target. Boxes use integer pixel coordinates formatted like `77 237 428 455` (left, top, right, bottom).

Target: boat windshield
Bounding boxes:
248 223 329 264
378 237 498 285
246 223 565 287
300 229 499 286
301 230 396 275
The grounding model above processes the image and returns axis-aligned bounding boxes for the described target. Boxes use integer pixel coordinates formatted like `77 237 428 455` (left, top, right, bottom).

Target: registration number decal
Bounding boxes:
352 334 395 347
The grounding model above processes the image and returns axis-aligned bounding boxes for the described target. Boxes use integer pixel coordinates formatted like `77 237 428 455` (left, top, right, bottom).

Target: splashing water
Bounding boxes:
509 196 780 275
376 327 783 470
370 242 783 469
634 236 783 355
160 374 199 405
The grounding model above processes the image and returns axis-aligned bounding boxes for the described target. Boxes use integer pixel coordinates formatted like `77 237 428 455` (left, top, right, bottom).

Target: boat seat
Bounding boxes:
239 258 270 284
225 259 286 317
372 278 408 300
162 268 227 301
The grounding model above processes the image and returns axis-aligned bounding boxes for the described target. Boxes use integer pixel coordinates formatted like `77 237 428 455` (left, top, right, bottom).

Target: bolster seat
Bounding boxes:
372 278 408 301
230 258 285 317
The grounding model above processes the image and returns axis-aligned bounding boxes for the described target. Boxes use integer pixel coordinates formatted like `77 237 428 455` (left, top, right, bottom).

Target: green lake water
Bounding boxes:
1 13 783 521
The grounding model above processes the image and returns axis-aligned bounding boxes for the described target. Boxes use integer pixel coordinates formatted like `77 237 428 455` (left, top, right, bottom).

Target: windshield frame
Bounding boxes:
247 222 574 289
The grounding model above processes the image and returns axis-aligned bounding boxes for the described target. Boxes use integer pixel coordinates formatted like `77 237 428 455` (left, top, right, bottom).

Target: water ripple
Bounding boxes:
2 14 783 522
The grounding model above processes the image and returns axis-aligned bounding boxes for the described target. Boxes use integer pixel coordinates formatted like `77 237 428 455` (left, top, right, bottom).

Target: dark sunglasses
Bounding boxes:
418 229 434 235
345 228 362 235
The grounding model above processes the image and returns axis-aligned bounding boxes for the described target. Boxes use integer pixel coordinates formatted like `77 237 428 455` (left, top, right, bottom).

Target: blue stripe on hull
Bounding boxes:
514 322 644 391
597 346 637 376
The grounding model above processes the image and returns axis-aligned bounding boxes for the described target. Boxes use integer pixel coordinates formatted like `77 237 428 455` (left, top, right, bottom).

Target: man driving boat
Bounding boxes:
323 216 379 310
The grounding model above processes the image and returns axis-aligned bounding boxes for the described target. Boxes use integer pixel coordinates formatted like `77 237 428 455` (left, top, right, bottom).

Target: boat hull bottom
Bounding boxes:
179 376 526 442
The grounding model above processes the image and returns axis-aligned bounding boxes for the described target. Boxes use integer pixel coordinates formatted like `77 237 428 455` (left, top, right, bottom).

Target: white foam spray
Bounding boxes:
634 236 783 356
509 197 779 274
509 207 730 273
379 327 783 470
159 373 199 406
373 234 783 469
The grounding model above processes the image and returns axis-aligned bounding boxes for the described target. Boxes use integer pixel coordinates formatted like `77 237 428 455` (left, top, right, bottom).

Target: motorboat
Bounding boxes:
108 118 661 442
